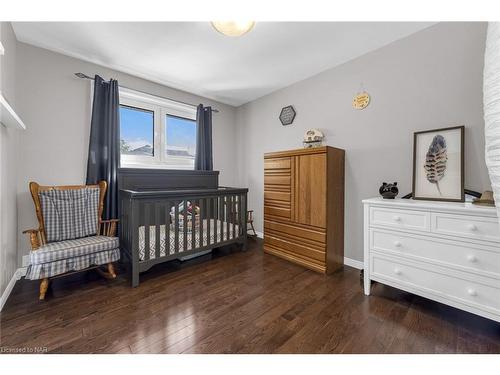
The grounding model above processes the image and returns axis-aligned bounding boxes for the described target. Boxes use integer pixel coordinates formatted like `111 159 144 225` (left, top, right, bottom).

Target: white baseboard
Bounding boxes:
344 257 363 270
0 267 26 311
254 230 264 238
18 267 27 278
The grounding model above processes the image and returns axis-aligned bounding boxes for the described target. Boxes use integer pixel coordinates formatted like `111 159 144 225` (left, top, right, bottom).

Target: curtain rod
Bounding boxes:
74 73 220 113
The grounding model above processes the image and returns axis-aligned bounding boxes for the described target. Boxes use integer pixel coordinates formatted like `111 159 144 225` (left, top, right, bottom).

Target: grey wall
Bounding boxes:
235 22 491 262
15 42 238 264
0 22 19 297
5 22 493 271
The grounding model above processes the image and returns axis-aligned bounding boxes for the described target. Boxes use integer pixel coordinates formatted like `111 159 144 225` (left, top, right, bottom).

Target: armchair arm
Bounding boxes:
99 219 119 237
22 229 42 250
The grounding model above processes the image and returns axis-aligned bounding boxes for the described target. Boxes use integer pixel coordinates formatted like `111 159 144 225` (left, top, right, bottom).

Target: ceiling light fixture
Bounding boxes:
211 21 255 37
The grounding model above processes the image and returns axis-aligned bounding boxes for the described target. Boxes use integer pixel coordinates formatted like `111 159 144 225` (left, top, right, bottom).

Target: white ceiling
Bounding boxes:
12 22 435 106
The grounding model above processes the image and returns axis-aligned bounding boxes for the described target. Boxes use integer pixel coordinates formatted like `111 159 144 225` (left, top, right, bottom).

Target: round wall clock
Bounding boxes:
353 92 370 110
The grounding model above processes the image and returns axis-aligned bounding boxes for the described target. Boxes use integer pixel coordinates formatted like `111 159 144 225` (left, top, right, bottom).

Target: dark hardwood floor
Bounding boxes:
1 238 499 354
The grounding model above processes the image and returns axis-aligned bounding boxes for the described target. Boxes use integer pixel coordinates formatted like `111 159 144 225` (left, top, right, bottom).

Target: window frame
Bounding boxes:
118 87 197 170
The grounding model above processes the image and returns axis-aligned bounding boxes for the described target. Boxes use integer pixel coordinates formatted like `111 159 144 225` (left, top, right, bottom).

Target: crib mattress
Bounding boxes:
138 219 239 260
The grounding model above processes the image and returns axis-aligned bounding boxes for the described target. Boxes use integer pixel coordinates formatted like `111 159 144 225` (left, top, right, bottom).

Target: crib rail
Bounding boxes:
120 187 248 287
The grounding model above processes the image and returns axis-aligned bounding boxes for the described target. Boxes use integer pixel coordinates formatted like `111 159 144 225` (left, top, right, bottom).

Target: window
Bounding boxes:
118 87 197 169
165 115 197 169
120 106 154 157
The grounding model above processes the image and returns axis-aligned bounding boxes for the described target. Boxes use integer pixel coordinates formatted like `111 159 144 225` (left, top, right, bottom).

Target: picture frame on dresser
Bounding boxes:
412 125 465 202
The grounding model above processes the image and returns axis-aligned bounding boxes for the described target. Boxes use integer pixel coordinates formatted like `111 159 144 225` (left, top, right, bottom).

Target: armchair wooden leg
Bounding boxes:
107 263 116 279
39 278 49 300
96 262 117 280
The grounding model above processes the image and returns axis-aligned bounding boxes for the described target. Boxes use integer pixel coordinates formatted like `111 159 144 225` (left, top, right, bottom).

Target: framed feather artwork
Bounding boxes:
412 126 465 202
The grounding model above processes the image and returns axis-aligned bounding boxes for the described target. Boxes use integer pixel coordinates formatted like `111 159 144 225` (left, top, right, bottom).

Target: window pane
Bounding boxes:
165 115 197 169
119 105 154 156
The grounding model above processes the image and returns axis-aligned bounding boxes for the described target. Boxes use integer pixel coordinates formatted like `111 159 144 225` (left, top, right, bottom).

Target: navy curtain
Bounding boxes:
86 75 120 220
195 104 213 171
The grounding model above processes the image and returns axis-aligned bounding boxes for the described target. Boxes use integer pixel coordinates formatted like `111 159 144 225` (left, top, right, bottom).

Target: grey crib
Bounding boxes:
120 186 248 287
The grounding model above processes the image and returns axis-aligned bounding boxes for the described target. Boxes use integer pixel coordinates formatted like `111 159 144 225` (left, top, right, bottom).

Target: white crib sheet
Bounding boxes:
138 219 239 260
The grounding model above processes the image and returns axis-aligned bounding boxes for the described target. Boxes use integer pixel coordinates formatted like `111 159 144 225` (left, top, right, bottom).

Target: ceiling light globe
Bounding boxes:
211 21 255 37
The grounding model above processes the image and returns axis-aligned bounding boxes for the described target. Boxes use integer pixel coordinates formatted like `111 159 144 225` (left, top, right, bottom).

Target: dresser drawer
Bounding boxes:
371 229 500 277
431 212 500 243
371 255 500 313
370 207 430 232
264 219 326 244
264 157 291 170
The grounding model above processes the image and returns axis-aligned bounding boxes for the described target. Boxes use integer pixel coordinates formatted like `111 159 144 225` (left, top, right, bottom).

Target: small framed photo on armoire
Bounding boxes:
412 125 465 202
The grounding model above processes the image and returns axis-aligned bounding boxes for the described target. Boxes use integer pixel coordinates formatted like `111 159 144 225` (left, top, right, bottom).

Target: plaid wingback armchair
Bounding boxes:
23 181 120 300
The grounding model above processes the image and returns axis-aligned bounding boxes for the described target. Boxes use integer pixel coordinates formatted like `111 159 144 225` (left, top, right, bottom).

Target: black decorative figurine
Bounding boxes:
379 182 399 199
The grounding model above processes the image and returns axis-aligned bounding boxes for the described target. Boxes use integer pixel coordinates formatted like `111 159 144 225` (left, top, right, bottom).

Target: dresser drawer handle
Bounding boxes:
393 216 402 222
468 224 478 231
394 241 402 248
467 288 477 297
394 268 402 275
466 255 477 263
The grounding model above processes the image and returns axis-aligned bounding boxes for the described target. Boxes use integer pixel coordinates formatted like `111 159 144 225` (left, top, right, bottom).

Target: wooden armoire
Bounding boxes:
263 146 345 273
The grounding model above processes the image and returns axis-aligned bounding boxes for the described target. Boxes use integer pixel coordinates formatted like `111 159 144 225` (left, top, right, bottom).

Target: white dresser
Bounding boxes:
363 198 500 322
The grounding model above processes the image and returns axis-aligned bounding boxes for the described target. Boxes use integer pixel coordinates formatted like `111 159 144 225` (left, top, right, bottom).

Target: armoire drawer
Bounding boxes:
264 205 291 219
264 243 326 273
370 207 430 232
264 174 291 187
431 212 500 243
371 229 500 277
371 255 500 313
264 231 325 262
264 190 291 203
264 157 291 170
264 219 326 244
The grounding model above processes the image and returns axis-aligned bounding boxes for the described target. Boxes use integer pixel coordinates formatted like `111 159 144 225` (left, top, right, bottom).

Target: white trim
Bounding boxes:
344 257 364 270
0 268 26 311
364 202 371 294
254 230 264 238
119 87 196 117
0 41 4 55
18 267 27 278
0 271 18 311
0 92 26 130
